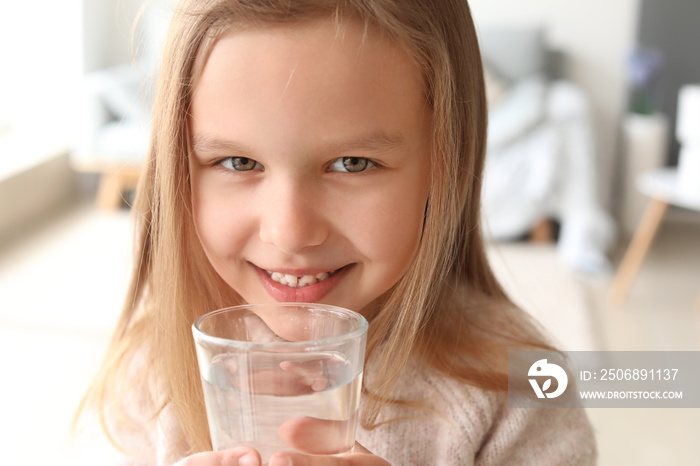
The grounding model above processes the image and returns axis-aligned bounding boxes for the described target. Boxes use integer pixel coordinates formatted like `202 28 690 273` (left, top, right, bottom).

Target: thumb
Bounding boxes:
278 415 356 455
269 442 390 466
176 447 261 466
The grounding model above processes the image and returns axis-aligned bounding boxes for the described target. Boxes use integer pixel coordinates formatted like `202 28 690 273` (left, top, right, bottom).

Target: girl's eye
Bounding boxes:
220 157 264 172
330 157 375 173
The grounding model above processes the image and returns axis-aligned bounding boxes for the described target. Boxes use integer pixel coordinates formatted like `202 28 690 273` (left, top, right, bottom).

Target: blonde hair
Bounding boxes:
79 0 555 455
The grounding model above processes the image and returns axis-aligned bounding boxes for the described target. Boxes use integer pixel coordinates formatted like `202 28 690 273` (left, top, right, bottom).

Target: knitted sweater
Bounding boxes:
77 353 597 465
355 359 597 465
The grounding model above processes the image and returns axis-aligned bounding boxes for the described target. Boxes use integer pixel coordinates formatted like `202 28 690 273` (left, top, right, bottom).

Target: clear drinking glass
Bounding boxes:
192 303 368 464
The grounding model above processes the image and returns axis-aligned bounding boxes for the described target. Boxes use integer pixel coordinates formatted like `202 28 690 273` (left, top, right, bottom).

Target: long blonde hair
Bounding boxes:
80 0 554 455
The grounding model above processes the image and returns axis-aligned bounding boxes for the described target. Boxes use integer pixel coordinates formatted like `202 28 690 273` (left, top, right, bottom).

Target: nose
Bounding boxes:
258 177 329 255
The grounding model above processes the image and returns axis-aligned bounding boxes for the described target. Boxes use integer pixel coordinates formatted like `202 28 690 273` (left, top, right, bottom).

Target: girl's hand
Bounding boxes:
268 442 390 466
177 443 387 466
271 418 389 465
191 357 377 465
176 447 261 466
177 420 388 466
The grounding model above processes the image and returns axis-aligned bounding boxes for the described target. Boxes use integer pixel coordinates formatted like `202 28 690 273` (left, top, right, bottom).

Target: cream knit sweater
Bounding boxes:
78 353 597 465
355 359 597 465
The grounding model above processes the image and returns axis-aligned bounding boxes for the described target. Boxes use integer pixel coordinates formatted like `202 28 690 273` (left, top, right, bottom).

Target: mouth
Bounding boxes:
264 268 343 288
253 263 351 303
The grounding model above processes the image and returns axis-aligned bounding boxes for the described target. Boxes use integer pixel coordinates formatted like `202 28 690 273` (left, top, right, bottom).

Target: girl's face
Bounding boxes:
188 19 431 316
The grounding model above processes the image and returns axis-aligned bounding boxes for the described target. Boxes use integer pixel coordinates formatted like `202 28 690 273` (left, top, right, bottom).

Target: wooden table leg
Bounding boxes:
96 172 124 210
95 166 142 210
609 197 669 307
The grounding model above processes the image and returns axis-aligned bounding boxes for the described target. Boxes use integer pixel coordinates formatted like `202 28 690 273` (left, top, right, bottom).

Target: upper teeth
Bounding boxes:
267 270 335 288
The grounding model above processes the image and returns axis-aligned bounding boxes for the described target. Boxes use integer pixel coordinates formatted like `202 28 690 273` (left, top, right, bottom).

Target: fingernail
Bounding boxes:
311 376 328 391
239 452 260 466
269 455 292 466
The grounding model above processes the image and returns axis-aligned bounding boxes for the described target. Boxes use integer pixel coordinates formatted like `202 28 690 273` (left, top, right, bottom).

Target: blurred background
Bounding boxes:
1 0 699 464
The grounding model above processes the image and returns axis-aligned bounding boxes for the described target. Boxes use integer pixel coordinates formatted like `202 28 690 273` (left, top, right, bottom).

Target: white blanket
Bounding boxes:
482 78 615 275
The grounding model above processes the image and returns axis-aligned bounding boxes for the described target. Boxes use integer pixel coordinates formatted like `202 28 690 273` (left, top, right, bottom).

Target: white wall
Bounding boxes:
470 0 641 209
0 0 83 133
82 0 175 74
82 0 141 73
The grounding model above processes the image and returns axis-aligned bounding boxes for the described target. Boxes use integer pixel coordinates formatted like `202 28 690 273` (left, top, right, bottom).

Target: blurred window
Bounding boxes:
0 0 82 177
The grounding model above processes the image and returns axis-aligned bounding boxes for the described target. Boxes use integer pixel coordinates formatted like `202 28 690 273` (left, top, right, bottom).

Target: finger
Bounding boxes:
178 447 261 466
214 363 317 396
211 353 239 371
267 442 390 466
246 367 318 395
208 354 239 388
278 416 356 455
279 360 328 391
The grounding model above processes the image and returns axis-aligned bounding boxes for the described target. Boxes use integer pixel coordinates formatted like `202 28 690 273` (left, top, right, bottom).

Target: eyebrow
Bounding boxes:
191 131 406 157
324 131 406 154
191 134 253 157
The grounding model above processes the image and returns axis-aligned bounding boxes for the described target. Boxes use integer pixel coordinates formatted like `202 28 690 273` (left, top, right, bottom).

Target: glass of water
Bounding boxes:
192 303 368 464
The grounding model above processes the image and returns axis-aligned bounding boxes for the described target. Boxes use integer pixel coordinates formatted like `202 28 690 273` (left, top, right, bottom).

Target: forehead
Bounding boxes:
194 16 420 81
195 17 422 95
189 17 428 152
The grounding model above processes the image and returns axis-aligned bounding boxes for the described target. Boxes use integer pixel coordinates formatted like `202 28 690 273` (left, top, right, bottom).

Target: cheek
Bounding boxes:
348 182 427 277
375 207 421 258
190 174 252 266
194 200 228 260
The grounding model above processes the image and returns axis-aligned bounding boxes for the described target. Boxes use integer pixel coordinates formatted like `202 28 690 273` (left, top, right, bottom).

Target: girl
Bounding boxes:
78 0 597 464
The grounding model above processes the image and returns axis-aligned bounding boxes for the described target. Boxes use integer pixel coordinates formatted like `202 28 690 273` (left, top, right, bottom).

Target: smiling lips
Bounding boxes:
265 269 340 288
256 264 348 303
